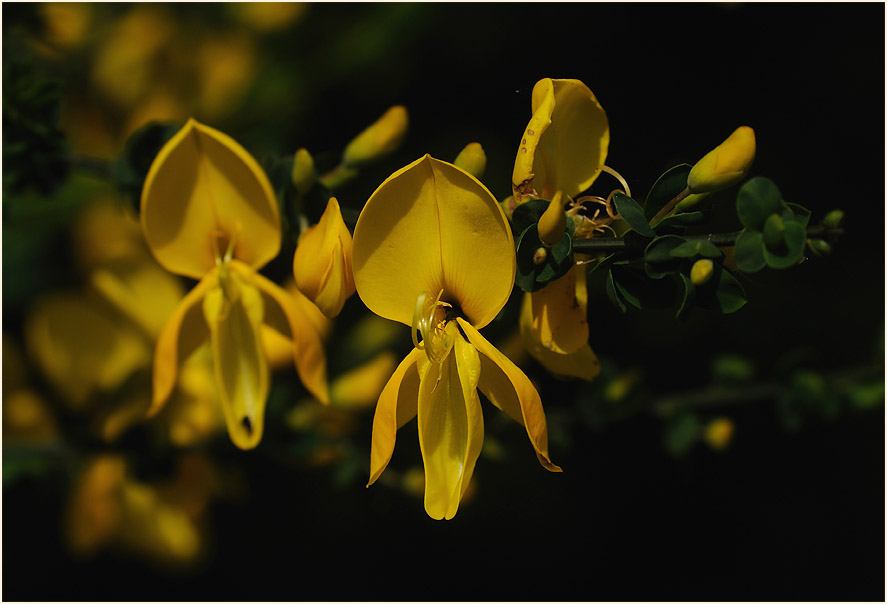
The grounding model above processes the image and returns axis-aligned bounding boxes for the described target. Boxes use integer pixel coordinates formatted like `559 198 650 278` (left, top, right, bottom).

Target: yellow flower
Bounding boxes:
293 197 355 319
687 126 756 194
512 78 609 204
704 417 735 451
352 155 561 520
342 105 409 168
453 142 487 180
141 118 329 449
512 78 609 381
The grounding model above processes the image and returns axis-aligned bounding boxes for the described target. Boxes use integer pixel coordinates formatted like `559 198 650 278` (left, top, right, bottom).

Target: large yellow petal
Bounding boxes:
417 327 484 520
367 347 423 486
457 318 561 473
203 268 268 450
512 78 609 203
524 265 588 355
293 197 355 319
141 118 280 279
352 155 515 329
237 261 329 404
150 270 215 416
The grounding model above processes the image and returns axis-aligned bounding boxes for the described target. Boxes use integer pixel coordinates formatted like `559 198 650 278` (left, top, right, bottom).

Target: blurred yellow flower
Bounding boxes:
352 155 561 520
342 105 409 168
293 197 356 319
230 2 309 31
141 118 329 449
704 417 735 451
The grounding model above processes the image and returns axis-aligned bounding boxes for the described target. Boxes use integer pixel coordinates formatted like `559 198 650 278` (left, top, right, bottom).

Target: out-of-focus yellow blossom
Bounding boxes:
91 6 174 109
342 105 409 168
352 155 561 520
513 78 610 381
329 351 399 408
454 142 487 180
25 292 150 409
3 390 59 444
512 78 609 204
230 2 309 31
66 453 215 566
704 417 735 451
520 265 601 381
687 126 756 194
293 197 356 319
40 3 92 49
195 33 257 121
141 118 329 449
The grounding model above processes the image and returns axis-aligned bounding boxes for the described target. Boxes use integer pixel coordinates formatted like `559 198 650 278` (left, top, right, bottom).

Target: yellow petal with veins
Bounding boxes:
352 155 514 329
141 118 280 279
368 347 423 486
293 197 355 319
237 261 329 404
418 325 484 520
512 78 609 203
150 270 215 416
203 268 268 450
524 264 589 355
457 318 561 473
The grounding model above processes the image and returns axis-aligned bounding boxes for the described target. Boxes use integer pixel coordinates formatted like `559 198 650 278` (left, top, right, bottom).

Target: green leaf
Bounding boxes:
663 411 701 458
613 192 655 238
611 265 675 310
696 266 747 313
676 273 695 319
736 177 784 230
733 230 766 273
784 202 811 228
606 268 627 314
514 222 574 293
644 164 692 220
763 220 806 269
712 354 756 385
669 239 723 259
644 235 686 279
653 210 707 234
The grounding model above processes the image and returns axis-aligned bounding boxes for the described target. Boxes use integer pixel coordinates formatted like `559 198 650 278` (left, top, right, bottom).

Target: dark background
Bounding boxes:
3 3 884 601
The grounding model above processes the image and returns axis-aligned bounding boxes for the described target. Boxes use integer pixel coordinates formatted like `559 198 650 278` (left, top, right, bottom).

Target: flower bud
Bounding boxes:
342 105 408 168
690 258 714 286
293 197 355 318
823 209 844 229
291 148 315 195
454 142 487 180
687 126 756 194
537 191 567 247
704 417 735 451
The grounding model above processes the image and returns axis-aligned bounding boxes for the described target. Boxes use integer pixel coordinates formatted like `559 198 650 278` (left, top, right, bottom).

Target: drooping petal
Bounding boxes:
293 197 355 319
330 351 398 409
149 270 216 416
203 268 268 450
141 118 281 279
457 318 562 473
512 78 609 203
352 155 515 329
237 261 330 404
417 326 484 520
367 347 423 486
524 264 589 355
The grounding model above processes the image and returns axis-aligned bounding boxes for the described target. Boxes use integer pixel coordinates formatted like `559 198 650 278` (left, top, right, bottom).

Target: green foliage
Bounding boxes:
663 411 701 458
644 163 692 220
2 60 69 195
112 121 183 211
612 192 654 238
734 177 809 272
513 198 576 293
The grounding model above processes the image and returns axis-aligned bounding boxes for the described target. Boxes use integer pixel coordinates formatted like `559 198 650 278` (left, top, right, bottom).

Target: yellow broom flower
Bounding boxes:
352 155 561 520
141 118 329 449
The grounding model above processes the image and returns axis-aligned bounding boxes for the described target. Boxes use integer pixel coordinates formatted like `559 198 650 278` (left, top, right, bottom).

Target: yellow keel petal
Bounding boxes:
203 270 269 449
418 326 484 520
457 318 561 473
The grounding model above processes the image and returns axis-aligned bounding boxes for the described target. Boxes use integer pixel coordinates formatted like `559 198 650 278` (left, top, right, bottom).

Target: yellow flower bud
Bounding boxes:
690 258 714 286
454 142 487 180
293 197 355 318
342 105 408 168
537 191 567 247
687 126 756 194
704 417 735 451
291 148 315 194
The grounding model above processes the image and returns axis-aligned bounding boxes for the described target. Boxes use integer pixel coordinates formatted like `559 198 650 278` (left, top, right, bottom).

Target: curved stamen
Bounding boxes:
411 290 455 364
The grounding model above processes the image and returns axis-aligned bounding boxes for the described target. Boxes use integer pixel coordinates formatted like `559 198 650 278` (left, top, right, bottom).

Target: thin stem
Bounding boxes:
649 187 691 226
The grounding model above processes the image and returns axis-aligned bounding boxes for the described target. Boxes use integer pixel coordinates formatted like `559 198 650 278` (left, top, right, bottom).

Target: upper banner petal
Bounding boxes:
141 119 281 279
352 155 515 329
